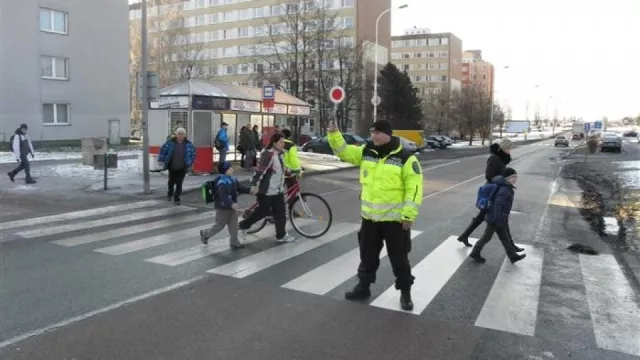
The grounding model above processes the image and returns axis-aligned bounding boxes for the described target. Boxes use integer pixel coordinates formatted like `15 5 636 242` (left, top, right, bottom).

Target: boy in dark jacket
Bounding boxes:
469 168 527 264
200 162 255 249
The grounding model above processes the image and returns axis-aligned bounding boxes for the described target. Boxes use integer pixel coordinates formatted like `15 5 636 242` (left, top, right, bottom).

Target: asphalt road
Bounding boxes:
1 138 639 359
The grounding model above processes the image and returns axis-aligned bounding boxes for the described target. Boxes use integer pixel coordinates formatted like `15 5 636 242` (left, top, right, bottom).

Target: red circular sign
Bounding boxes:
330 86 345 103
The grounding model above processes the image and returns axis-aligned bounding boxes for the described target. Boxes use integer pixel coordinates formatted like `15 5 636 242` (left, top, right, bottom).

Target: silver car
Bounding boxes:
554 135 569 147
600 132 622 153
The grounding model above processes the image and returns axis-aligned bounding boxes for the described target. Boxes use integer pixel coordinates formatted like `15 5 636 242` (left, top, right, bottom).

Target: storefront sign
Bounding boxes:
263 103 288 114
230 99 261 113
288 105 311 116
192 96 229 111
150 96 189 109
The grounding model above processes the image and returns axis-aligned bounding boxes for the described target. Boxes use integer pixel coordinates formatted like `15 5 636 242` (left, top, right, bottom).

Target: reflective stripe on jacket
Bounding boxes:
328 131 423 222
283 139 301 172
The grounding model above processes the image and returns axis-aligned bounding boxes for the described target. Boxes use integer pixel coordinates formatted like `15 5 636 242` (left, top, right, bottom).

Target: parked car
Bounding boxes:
571 134 581 141
301 133 367 154
423 138 441 150
600 132 622 153
623 130 638 138
439 135 454 146
365 136 419 153
426 135 448 149
554 135 569 147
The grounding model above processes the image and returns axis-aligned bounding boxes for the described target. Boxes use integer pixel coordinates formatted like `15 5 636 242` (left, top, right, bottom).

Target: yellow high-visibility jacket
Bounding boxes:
328 131 423 222
283 139 301 173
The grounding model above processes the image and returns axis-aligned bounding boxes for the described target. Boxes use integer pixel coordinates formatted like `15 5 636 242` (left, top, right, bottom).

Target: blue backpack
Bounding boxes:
476 183 502 210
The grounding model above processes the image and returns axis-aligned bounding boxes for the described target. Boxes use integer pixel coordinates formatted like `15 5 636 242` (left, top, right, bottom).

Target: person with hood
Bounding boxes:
158 127 196 205
7 123 36 184
327 119 423 311
469 168 526 264
456 139 523 253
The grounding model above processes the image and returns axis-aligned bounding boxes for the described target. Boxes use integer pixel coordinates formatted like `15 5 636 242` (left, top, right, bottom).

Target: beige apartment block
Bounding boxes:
462 50 493 96
390 27 463 98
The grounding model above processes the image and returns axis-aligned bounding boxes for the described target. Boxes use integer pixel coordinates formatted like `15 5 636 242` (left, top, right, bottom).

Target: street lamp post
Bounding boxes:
140 0 150 194
373 4 408 123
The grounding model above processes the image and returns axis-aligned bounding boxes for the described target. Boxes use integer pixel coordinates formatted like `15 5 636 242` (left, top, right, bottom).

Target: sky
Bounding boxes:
391 0 640 121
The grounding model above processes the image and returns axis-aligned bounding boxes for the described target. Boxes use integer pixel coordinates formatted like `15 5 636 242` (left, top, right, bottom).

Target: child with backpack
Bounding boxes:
200 162 255 249
470 167 526 264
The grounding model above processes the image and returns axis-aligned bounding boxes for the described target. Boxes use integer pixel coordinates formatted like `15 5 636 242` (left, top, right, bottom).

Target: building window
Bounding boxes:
439 62 448 70
239 27 250 37
403 64 410 71
42 103 70 125
342 0 355 7
343 16 354 29
441 37 449 45
226 65 236 74
392 40 403 47
41 56 68 80
39 8 67 34
428 38 439 46
440 51 449 57
428 63 436 70
254 7 265 18
440 75 447 82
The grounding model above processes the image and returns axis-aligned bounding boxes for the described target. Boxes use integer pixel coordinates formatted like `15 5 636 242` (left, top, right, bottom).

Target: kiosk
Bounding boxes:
148 80 311 174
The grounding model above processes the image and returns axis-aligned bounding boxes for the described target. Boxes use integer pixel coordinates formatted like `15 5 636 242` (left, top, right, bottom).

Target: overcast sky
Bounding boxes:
391 0 640 121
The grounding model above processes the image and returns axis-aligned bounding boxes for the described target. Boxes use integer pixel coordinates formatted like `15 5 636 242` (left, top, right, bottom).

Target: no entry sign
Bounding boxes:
329 86 345 104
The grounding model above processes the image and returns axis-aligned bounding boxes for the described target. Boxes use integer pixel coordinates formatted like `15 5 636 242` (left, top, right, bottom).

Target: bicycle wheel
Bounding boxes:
242 207 268 235
289 192 332 238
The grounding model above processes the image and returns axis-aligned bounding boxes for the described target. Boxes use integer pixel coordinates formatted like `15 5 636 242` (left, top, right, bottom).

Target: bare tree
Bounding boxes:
493 102 506 139
422 91 453 135
450 85 490 145
533 104 542 130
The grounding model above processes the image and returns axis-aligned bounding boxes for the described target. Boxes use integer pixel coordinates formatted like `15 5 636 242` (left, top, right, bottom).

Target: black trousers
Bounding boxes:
10 154 33 181
239 193 287 240
471 222 518 259
461 209 517 246
357 219 415 290
167 168 187 200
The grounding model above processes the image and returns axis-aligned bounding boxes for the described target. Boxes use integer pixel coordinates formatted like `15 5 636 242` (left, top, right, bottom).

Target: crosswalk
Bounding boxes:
3 200 640 357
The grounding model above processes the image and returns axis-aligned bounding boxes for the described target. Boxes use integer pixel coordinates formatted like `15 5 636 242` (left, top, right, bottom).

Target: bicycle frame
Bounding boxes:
243 175 301 216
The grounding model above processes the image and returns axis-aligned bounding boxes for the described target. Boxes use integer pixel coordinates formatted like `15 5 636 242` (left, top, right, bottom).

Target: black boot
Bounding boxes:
457 236 472 247
400 289 413 311
345 282 371 300
469 246 486 263
510 253 526 264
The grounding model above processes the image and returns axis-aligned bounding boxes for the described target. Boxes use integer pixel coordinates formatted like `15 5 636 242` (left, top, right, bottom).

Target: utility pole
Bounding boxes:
141 0 150 194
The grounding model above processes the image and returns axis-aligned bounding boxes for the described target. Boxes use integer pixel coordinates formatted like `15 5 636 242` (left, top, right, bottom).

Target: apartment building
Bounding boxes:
461 50 494 95
129 0 391 132
0 0 130 145
390 27 463 97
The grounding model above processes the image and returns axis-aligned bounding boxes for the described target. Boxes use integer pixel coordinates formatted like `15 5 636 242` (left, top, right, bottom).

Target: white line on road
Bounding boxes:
421 160 460 171
207 223 360 278
0 200 162 231
281 230 422 295
580 254 640 356
423 174 484 200
475 245 544 336
0 275 207 350
369 236 473 314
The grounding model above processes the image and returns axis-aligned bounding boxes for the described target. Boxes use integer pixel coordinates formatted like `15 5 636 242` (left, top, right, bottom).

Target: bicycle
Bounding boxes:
241 172 332 238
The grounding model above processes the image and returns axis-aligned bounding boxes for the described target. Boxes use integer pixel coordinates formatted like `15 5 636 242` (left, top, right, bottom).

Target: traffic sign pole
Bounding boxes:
329 86 345 129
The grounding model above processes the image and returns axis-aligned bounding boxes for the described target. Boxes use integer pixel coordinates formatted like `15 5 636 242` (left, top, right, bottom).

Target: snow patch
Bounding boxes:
0 150 141 164
603 217 619 236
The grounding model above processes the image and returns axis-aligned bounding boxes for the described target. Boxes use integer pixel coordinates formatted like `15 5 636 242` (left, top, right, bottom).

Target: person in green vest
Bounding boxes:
327 120 423 311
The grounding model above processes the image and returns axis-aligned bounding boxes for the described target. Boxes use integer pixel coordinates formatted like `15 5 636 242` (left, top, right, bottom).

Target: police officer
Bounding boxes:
282 129 301 207
327 120 423 311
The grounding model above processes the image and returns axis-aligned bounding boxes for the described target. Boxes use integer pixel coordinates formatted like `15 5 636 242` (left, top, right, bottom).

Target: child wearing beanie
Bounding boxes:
470 167 526 264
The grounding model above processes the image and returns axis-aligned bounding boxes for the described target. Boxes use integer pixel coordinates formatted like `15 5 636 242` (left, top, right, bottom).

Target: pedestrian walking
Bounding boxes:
457 139 523 252
214 122 229 164
7 124 36 184
200 162 256 249
239 125 257 169
327 120 423 311
238 132 295 243
469 168 527 264
157 127 196 205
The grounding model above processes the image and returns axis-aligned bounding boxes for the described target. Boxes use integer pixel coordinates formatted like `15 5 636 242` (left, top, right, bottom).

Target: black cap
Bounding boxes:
369 120 393 136
282 129 291 138
504 168 517 178
19 123 28 129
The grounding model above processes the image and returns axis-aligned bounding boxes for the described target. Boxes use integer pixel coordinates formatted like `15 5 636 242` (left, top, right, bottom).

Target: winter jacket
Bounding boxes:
252 130 260 149
214 174 251 209
251 148 285 196
485 175 515 227
239 128 256 151
485 143 511 183
215 128 229 151
158 138 196 170
283 139 301 172
11 130 34 159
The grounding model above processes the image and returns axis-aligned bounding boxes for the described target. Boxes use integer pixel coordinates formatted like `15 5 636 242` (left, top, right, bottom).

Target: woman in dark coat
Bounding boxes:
456 139 523 252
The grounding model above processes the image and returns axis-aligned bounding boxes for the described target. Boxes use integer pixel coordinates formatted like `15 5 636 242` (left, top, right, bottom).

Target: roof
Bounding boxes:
159 79 310 107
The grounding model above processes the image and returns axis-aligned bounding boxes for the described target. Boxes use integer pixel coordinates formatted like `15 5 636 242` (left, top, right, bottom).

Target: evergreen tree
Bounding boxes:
377 63 423 130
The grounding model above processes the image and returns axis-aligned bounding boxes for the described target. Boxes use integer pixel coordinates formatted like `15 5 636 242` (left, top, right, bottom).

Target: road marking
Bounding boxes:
207 222 360 279
0 275 207 350
282 230 422 295
94 224 202 255
475 245 543 336
0 200 162 231
52 211 212 247
369 236 473 314
14 207 193 239
145 219 315 266
422 174 484 200
421 160 460 171
580 254 640 356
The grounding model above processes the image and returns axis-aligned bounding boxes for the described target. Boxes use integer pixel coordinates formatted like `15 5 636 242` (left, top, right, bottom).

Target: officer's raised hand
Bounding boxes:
327 122 337 133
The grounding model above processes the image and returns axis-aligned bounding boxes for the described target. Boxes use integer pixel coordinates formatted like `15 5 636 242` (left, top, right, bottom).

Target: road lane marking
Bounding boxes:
475 245 543 336
207 223 360 279
580 254 640 356
145 219 315 266
52 211 214 247
369 236 474 314
14 207 194 239
0 275 207 350
282 230 422 295
0 200 162 231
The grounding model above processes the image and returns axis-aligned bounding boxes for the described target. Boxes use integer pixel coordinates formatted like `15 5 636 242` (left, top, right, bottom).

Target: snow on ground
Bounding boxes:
0 149 141 164
40 158 142 180
451 131 558 148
